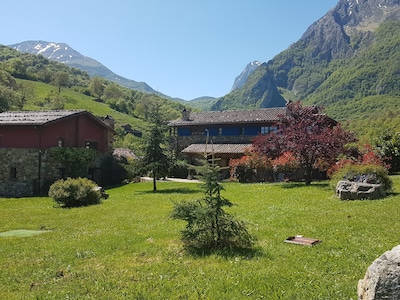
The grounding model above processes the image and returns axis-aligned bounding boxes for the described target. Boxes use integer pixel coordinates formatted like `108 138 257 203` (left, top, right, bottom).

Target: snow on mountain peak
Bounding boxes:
231 60 263 91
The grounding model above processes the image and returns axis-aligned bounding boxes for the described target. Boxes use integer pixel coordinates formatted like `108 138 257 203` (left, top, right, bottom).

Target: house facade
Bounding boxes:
167 107 287 172
0 110 114 197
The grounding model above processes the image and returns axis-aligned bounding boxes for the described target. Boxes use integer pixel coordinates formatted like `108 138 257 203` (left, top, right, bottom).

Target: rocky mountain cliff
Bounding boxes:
211 64 287 110
231 61 262 91
10 40 159 95
219 0 400 116
271 0 400 95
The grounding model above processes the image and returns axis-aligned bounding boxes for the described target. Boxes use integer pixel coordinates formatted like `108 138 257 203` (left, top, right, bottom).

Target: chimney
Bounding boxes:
182 108 190 121
103 115 115 130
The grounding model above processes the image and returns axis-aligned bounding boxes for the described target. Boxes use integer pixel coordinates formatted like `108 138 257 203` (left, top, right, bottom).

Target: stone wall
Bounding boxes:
0 148 62 197
0 148 109 197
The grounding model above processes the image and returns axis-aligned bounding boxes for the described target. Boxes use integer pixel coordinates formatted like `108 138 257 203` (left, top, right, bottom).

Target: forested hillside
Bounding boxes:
9 40 162 96
212 11 400 141
0 45 190 154
210 66 287 110
218 18 399 120
0 45 186 123
305 20 400 140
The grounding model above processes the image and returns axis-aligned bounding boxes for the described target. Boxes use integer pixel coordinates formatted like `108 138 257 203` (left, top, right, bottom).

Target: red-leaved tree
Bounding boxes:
327 143 389 177
252 101 356 185
271 151 300 180
229 151 272 183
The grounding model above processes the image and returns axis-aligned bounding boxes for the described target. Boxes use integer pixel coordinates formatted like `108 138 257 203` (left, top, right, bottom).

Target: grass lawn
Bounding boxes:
1 177 399 299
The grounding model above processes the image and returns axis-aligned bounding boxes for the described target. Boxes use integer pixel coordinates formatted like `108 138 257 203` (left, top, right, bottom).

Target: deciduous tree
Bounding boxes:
15 82 34 110
253 101 356 185
89 77 105 100
0 86 16 112
374 130 400 174
52 71 70 94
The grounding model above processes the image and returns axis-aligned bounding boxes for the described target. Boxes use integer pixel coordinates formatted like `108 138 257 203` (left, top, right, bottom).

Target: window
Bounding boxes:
10 167 17 179
269 126 278 133
261 127 269 134
58 138 64 147
169 127 177 137
190 128 204 135
241 127 245 135
218 128 223 135
261 126 278 134
85 141 98 150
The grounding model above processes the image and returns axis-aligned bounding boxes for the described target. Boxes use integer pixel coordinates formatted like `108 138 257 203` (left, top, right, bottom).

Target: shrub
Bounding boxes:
230 152 272 183
271 151 302 181
99 153 128 186
48 147 97 178
330 163 393 192
123 158 143 181
49 177 101 208
168 158 189 179
172 159 255 252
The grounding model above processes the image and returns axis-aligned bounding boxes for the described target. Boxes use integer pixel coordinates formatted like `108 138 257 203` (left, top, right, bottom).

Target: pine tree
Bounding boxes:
171 154 255 252
141 99 170 192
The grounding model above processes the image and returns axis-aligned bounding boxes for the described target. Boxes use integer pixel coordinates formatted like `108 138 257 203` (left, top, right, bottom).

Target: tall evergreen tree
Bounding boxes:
171 154 255 252
141 100 170 192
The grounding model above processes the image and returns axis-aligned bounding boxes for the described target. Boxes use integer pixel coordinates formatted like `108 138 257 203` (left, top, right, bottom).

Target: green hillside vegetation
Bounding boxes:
267 38 333 99
305 21 400 109
211 66 286 110
185 96 217 111
0 45 187 118
208 20 400 141
18 79 145 128
304 21 400 140
309 94 400 142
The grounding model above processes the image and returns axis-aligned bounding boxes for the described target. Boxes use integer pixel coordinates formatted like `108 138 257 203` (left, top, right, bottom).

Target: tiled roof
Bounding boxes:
168 107 287 126
0 110 86 125
181 143 252 155
113 148 138 159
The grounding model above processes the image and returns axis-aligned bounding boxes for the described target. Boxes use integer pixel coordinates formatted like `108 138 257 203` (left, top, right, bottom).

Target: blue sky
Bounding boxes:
1 0 338 100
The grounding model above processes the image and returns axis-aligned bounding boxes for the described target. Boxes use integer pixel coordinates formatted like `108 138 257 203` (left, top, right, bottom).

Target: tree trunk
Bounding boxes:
153 176 157 192
304 167 312 185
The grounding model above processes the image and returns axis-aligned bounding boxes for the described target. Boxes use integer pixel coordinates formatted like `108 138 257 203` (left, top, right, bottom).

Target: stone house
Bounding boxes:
0 110 114 197
167 107 287 172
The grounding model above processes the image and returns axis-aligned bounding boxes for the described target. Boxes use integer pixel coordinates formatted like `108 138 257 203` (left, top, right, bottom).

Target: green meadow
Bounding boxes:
1 177 399 299
19 79 147 131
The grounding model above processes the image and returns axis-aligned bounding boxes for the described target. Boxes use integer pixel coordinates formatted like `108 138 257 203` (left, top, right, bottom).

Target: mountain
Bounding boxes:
219 0 400 119
270 0 400 97
211 65 287 110
231 61 262 91
9 40 160 95
186 96 217 111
